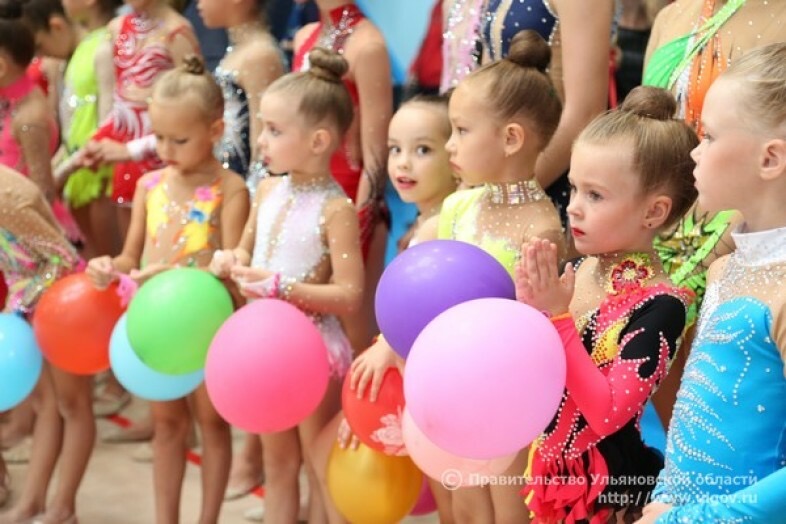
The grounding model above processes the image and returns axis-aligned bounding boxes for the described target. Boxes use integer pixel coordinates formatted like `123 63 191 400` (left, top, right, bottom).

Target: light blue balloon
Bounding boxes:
109 314 203 401
0 313 43 411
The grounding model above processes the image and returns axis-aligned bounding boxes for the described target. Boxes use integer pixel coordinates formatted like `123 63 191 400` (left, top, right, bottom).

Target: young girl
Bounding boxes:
197 0 284 194
515 86 697 522
640 43 786 524
86 56 249 524
0 166 82 524
388 95 458 252
89 0 200 235
294 0 393 354
354 29 565 523
645 0 786 430
0 4 58 204
32 0 121 262
210 48 364 524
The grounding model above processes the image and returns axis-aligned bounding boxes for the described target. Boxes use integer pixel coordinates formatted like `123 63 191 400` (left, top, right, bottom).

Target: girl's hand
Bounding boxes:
634 502 672 523
209 250 236 278
337 417 360 450
350 339 401 402
86 256 117 290
129 263 169 286
515 237 575 317
229 265 272 285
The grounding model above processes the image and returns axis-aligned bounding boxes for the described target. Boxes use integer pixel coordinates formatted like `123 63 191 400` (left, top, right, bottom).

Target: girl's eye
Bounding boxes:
416 145 432 155
588 190 603 202
388 145 400 155
457 127 468 135
702 132 713 142
568 183 576 193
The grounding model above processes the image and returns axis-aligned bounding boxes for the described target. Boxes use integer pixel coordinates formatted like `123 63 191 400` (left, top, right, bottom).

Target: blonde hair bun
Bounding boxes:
620 86 677 121
181 54 206 76
507 30 552 74
308 47 348 83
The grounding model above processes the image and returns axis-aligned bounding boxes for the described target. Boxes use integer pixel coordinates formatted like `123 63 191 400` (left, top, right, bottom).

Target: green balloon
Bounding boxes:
127 268 233 375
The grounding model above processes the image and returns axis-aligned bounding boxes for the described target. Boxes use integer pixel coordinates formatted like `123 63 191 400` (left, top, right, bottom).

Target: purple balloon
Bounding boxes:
375 239 515 359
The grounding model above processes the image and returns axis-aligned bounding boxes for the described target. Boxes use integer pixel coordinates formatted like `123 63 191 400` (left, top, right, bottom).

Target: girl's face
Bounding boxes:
33 17 75 60
256 91 311 175
567 142 660 255
692 79 763 214
149 97 223 173
387 105 455 206
445 84 506 186
196 0 230 29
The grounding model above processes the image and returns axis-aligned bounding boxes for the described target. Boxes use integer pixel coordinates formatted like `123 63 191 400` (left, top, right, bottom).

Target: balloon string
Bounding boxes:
115 272 138 308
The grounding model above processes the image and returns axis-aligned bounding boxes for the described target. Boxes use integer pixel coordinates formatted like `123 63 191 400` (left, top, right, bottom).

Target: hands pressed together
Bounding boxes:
514 237 575 317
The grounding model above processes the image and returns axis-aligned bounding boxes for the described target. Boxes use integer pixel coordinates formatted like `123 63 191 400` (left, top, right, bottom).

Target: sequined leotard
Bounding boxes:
652 225 786 522
251 176 353 376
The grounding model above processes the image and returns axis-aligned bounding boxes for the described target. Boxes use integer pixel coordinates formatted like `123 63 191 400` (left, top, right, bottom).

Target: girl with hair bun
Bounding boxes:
210 48 364 523
515 85 697 522
87 56 249 524
352 29 566 522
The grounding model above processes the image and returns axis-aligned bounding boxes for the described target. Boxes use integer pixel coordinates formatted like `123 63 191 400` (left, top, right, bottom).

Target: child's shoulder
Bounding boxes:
138 169 166 192
13 89 50 129
218 169 248 194
706 254 732 285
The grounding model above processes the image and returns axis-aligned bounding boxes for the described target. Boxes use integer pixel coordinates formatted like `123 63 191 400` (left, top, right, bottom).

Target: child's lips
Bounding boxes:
571 227 585 238
395 176 417 189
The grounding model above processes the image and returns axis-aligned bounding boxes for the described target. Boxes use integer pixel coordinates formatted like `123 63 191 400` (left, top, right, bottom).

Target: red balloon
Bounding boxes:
342 367 406 455
33 273 124 375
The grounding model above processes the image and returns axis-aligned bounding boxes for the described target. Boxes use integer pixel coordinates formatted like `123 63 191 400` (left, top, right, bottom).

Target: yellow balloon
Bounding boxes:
327 441 423 524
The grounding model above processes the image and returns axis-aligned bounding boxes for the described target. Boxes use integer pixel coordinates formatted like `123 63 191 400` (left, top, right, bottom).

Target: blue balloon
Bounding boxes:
110 314 204 401
0 313 43 411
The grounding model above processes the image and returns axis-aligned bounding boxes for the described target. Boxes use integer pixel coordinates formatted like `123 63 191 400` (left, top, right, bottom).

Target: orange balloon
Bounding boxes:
327 441 422 524
33 273 124 375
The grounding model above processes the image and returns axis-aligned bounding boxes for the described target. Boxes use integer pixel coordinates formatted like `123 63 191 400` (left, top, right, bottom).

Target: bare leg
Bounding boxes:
0 401 34 449
226 432 263 498
0 367 63 522
35 369 94 523
299 379 344 524
115 205 132 242
489 448 530 523
150 399 190 524
189 385 231 524
452 486 495 524
428 479 456 524
261 429 302 524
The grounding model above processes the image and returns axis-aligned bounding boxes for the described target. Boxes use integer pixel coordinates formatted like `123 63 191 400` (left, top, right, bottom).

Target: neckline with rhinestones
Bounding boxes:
485 179 546 205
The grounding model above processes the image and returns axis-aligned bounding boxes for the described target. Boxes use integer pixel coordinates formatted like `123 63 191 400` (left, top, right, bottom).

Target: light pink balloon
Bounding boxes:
402 410 516 489
404 298 565 459
205 299 330 433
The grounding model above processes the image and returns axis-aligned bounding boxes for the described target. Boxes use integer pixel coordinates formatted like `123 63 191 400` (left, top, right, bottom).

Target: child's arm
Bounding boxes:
95 35 115 125
551 295 686 435
14 103 56 202
353 35 393 206
644 467 786 523
281 198 364 316
86 178 148 287
241 45 284 170
219 175 250 251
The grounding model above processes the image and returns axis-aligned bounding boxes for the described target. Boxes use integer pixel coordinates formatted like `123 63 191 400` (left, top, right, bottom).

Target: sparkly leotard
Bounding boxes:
523 254 692 523
652 225 786 522
252 176 353 376
140 170 224 268
93 12 197 205
0 167 83 314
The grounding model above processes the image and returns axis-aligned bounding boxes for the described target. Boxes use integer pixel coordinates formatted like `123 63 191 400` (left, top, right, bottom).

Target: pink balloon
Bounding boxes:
404 298 565 459
205 299 330 433
402 410 516 489
410 476 437 516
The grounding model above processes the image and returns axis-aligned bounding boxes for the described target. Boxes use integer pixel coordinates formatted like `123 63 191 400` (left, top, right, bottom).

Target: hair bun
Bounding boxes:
0 0 22 19
181 54 206 76
507 30 551 74
307 47 348 83
620 86 677 120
